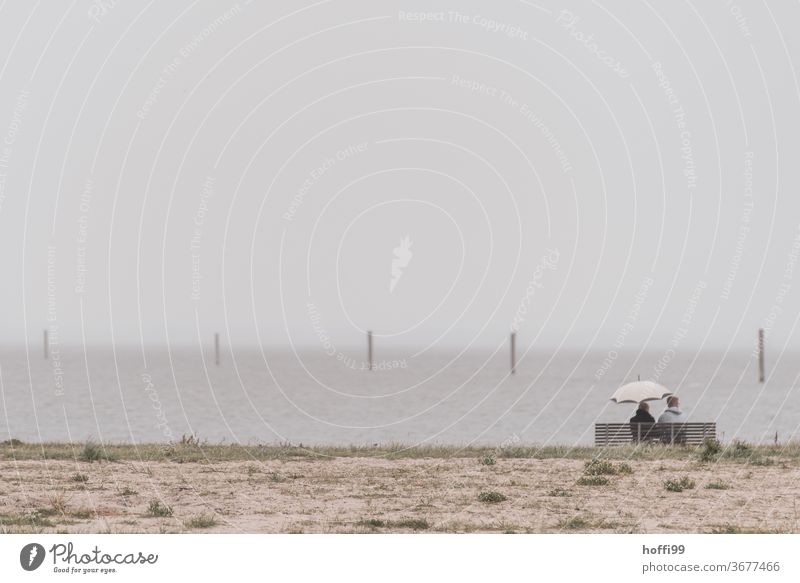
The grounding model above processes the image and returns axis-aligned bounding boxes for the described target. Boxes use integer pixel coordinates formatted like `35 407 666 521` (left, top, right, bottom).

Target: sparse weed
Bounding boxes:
577 476 609 486
664 476 695 492
81 440 111 462
185 514 216 529
146 500 173 518
393 518 430 530
558 515 590 529
698 439 722 462
547 488 572 497
584 459 616 475
478 491 507 503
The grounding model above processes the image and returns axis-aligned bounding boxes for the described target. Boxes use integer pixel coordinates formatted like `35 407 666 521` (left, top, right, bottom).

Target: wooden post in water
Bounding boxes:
758 328 765 383
43 329 48 359
510 332 517 375
367 331 373 371
214 333 220 366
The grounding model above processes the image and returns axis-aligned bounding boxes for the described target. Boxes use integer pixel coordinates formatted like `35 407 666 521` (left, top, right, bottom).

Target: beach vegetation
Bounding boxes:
71 509 93 519
146 500 173 518
81 440 112 462
558 515 591 529
664 476 695 492
584 459 632 476
185 514 216 529
478 491 507 503
698 439 722 461
394 518 430 530
577 475 609 486
3 440 800 463
547 487 572 497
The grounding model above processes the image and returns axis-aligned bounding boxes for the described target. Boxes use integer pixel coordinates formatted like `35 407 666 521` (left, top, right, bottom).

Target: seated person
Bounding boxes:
657 396 688 443
629 401 655 441
630 401 655 423
657 396 688 423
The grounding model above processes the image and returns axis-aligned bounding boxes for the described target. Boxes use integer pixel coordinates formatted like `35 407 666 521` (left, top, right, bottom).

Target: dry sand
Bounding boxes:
1 456 798 533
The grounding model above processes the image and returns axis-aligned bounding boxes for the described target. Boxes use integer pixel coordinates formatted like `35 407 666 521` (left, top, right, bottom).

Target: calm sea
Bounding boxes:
1 347 797 446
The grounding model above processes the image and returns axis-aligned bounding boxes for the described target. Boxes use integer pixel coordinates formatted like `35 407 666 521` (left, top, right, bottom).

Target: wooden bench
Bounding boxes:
594 422 717 446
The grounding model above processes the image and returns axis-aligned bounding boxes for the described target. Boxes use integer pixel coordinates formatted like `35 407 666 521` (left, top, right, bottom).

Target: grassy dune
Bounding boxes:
2 438 799 463
1 439 798 534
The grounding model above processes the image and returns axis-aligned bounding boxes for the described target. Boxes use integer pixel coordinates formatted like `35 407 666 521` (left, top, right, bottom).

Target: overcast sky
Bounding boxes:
1 0 799 354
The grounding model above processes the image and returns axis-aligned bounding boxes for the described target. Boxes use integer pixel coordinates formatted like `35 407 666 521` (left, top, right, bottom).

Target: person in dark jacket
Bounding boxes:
630 401 655 423
629 401 655 442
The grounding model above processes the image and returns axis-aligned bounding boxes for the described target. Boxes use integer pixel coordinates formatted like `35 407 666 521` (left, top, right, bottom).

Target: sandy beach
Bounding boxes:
1 442 798 534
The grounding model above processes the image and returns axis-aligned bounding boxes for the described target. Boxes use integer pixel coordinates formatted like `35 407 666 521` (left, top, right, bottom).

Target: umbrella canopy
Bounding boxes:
610 381 672 404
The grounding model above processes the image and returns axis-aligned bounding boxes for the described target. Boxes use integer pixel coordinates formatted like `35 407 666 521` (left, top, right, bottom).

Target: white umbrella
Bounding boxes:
610 381 672 404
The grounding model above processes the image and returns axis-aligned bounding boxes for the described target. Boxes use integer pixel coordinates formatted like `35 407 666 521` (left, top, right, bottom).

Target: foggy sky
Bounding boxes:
1 0 799 356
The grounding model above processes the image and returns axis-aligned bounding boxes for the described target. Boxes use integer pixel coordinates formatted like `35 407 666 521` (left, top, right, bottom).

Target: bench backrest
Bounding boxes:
595 422 717 446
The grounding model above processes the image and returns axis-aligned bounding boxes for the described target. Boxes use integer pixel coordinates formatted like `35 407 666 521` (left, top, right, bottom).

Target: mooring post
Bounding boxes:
367 330 373 371
510 332 516 374
758 328 765 383
43 329 48 359
215 332 220 366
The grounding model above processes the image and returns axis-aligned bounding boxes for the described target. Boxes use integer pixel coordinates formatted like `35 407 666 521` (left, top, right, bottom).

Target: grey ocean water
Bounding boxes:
1 347 798 445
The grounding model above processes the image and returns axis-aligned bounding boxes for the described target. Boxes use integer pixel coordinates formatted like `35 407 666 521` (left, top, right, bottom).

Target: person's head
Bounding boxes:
667 396 680 408
638 401 650 412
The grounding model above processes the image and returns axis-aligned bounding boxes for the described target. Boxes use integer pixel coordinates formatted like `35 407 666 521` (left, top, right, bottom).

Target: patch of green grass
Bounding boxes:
726 440 752 458
81 440 112 462
583 459 617 475
547 488 572 497
477 491 507 503
479 455 495 466
185 514 216 529
698 439 722 462
577 475 609 486
269 472 286 483
0 438 23 446
705 480 730 490
120 486 137 496
664 476 695 492
70 509 93 520
584 459 632 476
146 500 173 518
71 473 89 483
617 462 633 475
0 509 56 528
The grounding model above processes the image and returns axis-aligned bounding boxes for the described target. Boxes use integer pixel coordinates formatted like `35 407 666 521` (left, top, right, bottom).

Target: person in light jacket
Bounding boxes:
657 396 688 423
